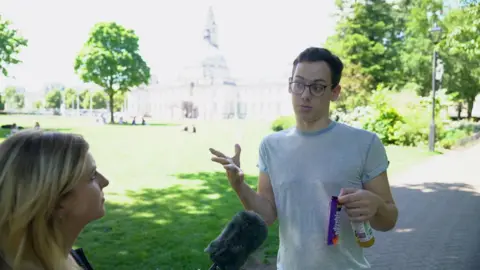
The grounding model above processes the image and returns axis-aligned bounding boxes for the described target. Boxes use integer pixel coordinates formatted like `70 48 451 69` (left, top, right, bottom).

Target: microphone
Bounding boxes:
205 210 269 270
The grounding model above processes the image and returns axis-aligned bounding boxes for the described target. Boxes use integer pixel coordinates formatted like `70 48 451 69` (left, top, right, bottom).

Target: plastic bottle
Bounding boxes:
351 221 375 248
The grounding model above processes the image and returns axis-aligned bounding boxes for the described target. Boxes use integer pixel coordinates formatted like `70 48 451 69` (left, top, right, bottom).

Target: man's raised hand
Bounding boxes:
209 144 243 188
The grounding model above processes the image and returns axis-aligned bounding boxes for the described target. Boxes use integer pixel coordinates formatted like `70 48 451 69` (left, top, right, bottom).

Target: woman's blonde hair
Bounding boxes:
0 130 91 270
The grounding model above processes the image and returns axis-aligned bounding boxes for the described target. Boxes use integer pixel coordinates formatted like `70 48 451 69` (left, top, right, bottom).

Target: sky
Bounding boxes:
1 0 338 92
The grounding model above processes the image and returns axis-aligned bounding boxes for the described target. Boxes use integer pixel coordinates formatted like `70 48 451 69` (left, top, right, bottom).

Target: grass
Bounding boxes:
0 115 440 269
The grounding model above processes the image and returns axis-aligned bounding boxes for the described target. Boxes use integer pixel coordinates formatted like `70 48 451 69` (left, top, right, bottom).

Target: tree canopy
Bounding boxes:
0 16 28 77
74 22 150 123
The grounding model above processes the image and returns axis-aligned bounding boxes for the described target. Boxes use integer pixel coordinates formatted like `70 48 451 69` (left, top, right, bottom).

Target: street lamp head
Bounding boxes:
427 7 444 44
429 25 443 44
430 25 442 33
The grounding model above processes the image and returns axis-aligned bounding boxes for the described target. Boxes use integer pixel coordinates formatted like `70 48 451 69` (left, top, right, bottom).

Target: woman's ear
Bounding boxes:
53 196 70 223
53 205 66 223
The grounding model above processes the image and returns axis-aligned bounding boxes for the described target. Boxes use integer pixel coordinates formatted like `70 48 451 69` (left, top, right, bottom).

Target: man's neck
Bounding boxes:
296 116 332 133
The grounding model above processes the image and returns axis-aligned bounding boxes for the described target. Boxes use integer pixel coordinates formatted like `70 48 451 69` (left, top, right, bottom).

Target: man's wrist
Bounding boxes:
232 181 247 194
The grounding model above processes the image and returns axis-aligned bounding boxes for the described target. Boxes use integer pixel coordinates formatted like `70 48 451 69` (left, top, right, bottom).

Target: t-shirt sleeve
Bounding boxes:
257 138 269 174
361 133 389 184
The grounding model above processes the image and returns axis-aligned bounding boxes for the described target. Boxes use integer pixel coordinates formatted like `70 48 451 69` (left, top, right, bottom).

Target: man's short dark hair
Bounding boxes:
292 47 344 88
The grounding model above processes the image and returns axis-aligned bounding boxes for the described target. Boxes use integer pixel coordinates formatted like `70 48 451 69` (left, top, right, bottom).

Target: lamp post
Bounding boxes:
0 77 5 111
427 12 443 152
89 89 93 115
76 90 80 116
60 86 66 116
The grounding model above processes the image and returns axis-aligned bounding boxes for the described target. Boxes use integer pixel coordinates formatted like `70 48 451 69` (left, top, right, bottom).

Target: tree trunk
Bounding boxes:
467 97 474 120
456 102 462 119
109 92 115 123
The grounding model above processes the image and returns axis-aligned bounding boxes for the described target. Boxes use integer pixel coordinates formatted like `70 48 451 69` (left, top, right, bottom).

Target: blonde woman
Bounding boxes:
0 130 110 270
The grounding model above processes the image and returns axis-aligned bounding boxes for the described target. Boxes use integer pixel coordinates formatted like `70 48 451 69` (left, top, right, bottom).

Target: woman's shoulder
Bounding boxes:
0 255 10 270
70 248 94 270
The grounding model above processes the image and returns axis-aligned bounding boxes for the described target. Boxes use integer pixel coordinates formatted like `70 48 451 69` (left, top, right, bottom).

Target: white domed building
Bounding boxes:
125 6 293 121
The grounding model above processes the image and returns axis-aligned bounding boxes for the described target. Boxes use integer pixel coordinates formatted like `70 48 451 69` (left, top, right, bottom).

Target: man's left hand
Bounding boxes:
338 188 382 222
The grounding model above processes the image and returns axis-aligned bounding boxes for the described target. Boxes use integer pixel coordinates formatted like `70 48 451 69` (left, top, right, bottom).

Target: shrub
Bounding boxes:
332 106 374 129
361 106 405 145
271 115 296 131
355 87 457 147
353 88 405 145
394 103 444 147
274 87 477 148
438 120 480 149
446 120 480 134
438 129 470 149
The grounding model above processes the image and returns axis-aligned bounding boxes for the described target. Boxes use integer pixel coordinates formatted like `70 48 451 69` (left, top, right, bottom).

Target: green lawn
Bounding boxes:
0 115 438 269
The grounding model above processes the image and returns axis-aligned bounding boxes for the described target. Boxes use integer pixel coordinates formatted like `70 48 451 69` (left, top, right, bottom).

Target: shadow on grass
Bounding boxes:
0 128 73 138
43 128 73 133
107 123 181 127
0 128 12 137
75 172 278 270
75 173 480 270
147 123 182 127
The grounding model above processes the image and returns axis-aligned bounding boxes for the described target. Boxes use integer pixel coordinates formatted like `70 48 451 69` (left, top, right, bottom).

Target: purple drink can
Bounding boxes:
326 196 342 246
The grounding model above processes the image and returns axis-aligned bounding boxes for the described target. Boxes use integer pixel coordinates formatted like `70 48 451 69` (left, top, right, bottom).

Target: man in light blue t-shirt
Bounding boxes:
210 47 398 270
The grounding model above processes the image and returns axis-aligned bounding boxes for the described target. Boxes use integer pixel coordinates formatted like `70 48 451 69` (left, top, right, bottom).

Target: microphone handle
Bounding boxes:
209 263 218 270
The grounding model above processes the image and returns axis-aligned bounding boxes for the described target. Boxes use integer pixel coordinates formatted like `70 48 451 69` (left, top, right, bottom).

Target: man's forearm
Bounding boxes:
233 182 277 225
370 200 398 232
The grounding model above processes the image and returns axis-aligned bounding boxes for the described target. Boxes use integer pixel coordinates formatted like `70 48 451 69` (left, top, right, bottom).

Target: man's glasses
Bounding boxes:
288 80 331 97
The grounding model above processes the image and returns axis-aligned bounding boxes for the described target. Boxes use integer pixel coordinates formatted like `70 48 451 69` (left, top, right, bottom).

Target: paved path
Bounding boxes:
245 143 480 270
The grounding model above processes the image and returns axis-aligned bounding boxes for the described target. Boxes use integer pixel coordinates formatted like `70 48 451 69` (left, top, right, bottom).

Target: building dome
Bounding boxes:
177 6 235 86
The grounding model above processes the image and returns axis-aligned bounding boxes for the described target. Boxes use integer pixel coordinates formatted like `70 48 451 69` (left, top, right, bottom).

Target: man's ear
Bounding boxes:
331 85 341 101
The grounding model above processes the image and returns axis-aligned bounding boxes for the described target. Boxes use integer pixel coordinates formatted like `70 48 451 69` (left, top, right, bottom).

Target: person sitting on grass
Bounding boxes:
10 123 19 136
0 130 110 270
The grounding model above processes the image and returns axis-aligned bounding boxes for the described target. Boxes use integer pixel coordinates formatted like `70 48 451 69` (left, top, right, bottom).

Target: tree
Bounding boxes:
45 89 62 109
33 100 43 110
92 91 107 109
74 22 150 123
441 3 480 119
397 0 444 96
79 90 90 109
14 92 24 109
64 88 80 109
80 91 91 109
0 16 28 76
326 0 402 88
4 86 16 109
3 86 23 109
81 90 107 109
460 0 479 6
444 3 479 58
334 63 374 111
113 91 126 112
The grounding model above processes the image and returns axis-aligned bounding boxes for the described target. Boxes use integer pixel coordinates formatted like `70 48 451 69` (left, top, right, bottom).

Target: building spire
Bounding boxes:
203 6 219 48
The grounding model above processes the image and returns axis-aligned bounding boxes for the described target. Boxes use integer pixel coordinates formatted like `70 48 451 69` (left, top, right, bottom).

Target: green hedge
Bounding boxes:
271 116 296 131
271 88 479 149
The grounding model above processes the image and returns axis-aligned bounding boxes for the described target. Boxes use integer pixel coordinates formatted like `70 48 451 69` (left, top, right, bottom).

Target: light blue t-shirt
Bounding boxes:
258 121 389 270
